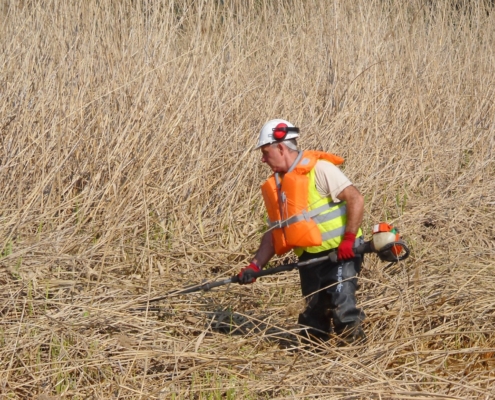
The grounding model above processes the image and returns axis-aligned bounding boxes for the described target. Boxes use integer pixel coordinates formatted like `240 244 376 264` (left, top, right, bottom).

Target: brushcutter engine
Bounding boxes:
370 222 409 262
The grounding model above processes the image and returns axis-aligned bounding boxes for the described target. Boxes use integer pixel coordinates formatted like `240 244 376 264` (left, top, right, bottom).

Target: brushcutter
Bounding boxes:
143 223 409 302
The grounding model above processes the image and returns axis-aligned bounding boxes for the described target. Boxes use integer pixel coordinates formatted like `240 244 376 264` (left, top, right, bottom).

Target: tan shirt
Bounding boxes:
314 160 352 203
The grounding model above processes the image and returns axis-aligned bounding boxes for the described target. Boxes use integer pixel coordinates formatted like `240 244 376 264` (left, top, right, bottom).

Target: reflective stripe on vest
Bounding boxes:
267 202 347 229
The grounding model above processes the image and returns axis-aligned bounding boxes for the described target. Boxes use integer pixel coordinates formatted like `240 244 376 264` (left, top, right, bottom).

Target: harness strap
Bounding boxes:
267 202 346 229
287 151 304 173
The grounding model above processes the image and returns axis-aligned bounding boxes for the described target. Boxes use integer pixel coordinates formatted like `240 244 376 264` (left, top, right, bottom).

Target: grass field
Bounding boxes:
1 0 494 398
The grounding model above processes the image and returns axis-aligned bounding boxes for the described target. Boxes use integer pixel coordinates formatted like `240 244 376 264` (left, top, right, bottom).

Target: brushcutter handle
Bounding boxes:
344 239 410 262
327 240 374 262
355 239 375 255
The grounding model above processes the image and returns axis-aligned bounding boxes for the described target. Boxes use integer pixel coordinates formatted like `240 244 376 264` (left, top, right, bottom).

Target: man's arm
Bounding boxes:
251 230 275 268
238 231 275 285
337 185 364 235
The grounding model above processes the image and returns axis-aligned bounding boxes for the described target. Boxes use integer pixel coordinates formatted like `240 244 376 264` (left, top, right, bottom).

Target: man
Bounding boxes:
238 119 366 343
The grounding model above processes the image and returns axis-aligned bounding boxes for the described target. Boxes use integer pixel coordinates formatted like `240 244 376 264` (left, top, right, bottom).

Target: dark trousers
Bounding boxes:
297 245 365 340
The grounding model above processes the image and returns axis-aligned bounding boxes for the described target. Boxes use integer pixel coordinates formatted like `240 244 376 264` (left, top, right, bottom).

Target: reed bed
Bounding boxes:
0 0 494 398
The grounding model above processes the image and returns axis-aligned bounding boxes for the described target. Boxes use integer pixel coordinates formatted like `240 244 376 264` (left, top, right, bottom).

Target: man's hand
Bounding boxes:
238 262 261 284
338 232 356 260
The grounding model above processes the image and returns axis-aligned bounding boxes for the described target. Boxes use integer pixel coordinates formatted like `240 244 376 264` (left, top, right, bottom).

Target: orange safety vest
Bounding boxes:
261 150 346 255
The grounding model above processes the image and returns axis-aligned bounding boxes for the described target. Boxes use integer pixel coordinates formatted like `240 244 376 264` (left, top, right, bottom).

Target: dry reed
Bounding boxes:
0 0 494 398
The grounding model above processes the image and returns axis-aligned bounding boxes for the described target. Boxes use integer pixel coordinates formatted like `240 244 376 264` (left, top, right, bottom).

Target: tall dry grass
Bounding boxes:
0 0 494 398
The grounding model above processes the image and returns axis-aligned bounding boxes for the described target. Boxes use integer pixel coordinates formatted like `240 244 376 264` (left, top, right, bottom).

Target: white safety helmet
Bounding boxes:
255 119 300 149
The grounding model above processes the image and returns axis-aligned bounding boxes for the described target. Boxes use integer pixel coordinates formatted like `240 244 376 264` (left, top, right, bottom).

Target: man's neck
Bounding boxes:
281 150 302 174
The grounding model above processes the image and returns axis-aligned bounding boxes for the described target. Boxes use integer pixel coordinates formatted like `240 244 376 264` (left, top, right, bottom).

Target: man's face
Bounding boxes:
260 144 285 173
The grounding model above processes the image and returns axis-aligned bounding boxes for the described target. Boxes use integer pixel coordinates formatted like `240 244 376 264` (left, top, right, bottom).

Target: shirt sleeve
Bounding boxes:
314 160 353 203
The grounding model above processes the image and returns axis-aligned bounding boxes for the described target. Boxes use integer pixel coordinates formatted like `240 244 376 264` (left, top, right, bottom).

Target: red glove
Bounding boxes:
337 232 356 260
238 262 260 285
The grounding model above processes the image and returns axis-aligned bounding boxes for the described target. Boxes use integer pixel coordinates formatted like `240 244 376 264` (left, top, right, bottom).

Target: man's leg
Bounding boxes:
297 263 332 341
326 257 366 342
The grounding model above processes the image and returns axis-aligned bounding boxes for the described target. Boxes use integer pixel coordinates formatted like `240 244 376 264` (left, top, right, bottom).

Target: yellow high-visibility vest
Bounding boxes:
261 150 362 256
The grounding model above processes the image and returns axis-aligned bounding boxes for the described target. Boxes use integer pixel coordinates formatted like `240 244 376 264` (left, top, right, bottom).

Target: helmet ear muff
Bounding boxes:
272 123 288 141
272 123 299 141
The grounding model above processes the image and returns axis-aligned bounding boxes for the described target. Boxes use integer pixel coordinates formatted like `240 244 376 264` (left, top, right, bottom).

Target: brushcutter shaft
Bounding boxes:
145 239 401 302
166 279 229 294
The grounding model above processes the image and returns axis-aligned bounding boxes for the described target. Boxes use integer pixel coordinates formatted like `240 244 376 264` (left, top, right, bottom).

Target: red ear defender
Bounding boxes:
272 123 288 141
